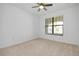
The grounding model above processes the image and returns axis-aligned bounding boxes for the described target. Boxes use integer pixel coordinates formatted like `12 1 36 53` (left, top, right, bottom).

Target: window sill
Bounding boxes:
45 33 63 36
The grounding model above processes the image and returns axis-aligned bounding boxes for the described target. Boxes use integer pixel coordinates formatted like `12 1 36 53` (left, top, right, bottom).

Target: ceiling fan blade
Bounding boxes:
43 7 47 11
32 6 39 8
44 4 53 6
37 3 41 5
38 8 40 11
37 3 43 5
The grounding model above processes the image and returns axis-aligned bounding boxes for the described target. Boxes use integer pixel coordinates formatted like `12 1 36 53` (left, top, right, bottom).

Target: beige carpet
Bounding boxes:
0 38 79 56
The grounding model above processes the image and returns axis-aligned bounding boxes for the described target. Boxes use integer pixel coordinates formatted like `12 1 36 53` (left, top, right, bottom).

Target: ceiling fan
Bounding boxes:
32 3 53 11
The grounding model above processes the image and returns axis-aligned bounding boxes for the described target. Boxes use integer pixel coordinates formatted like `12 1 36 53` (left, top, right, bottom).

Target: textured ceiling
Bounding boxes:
3 3 79 15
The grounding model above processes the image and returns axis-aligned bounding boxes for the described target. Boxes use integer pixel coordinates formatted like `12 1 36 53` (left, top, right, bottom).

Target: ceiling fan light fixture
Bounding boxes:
32 3 53 11
39 5 44 9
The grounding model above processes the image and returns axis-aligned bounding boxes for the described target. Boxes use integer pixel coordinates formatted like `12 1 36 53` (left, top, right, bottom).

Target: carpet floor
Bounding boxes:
0 38 79 56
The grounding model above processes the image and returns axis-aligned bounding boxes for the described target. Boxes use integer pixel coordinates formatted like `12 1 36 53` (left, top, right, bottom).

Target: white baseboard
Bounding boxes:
39 37 79 47
0 37 79 48
0 37 36 48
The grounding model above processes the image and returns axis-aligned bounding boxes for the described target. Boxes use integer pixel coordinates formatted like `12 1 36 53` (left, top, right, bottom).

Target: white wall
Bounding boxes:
0 4 37 48
33 15 41 38
39 5 79 45
0 4 79 48
77 5 79 45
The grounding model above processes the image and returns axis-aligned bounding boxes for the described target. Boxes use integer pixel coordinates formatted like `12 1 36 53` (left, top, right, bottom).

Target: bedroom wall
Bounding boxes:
77 5 79 45
33 15 40 38
0 4 79 48
0 4 37 48
39 5 79 45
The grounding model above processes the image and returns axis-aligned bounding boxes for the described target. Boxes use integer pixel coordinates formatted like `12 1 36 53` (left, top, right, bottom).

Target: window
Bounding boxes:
45 16 63 36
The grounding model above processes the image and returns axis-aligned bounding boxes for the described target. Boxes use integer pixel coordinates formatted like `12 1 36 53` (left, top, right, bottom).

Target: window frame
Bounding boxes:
45 16 64 36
